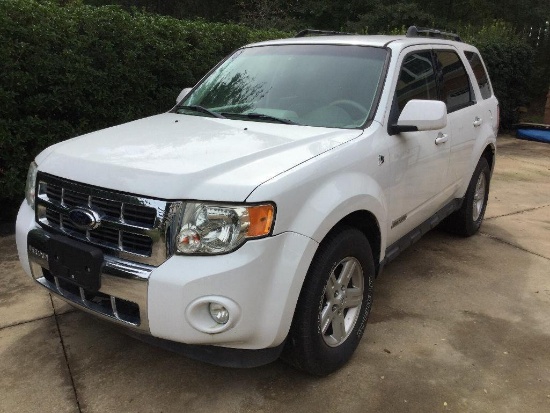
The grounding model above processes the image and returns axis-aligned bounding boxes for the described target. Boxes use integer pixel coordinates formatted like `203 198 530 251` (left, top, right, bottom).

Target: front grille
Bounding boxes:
35 173 183 266
45 182 156 229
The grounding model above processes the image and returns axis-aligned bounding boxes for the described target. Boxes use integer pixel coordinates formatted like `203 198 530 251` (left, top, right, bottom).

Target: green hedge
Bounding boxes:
0 0 287 223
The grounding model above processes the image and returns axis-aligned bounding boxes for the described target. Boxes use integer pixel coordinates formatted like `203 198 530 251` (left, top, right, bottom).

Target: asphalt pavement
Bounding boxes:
1 135 549 413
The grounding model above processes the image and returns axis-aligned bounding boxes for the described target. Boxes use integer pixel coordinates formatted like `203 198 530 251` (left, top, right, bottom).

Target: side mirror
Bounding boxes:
176 87 192 104
389 100 447 135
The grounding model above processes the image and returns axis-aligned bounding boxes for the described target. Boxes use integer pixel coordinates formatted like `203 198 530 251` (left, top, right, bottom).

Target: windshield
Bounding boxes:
177 44 388 129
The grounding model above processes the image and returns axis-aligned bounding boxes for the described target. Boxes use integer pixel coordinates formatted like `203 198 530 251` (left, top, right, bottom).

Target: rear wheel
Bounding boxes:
445 157 491 236
282 226 374 376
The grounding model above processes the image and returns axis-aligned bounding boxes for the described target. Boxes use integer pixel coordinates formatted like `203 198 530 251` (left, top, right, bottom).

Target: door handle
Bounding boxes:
473 117 483 127
435 132 448 145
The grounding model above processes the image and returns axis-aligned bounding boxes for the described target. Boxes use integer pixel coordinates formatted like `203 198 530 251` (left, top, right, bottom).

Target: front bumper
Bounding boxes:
17 201 318 351
27 229 152 329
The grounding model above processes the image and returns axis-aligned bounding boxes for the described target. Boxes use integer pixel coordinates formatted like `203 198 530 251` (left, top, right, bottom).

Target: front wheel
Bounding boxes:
445 157 491 236
282 226 374 376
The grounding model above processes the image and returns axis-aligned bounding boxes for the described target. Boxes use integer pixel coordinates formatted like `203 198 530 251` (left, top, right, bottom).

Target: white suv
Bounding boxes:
17 27 498 375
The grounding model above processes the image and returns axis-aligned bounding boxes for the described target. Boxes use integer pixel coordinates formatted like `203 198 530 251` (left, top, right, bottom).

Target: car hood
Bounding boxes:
36 113 362 201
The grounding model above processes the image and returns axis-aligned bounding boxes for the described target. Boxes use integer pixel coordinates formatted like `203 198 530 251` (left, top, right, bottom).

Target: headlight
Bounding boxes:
25 161 38 209
176 202 275 255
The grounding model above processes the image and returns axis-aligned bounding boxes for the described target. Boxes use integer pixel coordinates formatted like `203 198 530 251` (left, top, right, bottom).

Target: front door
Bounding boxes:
386 48 451 244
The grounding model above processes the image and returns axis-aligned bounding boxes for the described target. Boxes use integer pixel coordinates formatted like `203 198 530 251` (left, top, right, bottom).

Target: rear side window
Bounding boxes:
464 51 492 99
395 51 438 113
435 50 474 113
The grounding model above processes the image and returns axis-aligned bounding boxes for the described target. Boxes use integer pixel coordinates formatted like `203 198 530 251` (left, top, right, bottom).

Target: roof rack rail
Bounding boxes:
406 26 462 42
294 29 354 38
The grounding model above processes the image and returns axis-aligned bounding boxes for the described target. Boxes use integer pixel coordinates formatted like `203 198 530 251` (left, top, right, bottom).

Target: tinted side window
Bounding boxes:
464 51 492 99
395 51 438 113
436 51 474 113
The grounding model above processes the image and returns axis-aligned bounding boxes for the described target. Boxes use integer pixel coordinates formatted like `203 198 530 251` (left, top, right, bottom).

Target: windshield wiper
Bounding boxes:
177 105 226 119
247 113 297 125
221 112 297 125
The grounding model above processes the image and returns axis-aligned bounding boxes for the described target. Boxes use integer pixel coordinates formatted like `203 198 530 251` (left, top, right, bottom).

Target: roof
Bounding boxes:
246 35 469 50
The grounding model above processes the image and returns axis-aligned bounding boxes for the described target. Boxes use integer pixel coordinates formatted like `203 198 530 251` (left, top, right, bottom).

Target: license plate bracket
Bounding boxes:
47 235 104 291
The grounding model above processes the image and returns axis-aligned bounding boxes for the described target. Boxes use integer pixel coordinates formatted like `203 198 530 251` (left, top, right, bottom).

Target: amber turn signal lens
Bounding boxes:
247 205 274 237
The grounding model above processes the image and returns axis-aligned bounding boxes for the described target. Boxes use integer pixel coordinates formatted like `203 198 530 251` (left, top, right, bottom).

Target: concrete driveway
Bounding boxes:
1 135 549 413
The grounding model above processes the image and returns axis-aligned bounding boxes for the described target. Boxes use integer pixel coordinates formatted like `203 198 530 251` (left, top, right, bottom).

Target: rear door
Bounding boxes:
433 48 479 193
461 48 499 180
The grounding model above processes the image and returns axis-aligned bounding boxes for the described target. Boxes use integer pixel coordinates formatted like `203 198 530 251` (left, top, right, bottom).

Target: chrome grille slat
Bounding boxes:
35 173 184 266
110 296 120 319
44 272 141 325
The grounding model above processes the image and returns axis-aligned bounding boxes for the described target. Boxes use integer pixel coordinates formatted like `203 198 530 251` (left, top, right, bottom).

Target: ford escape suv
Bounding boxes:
17 27 498 375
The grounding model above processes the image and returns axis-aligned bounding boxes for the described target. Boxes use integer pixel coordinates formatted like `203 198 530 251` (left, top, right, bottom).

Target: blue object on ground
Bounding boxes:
516 127 550 144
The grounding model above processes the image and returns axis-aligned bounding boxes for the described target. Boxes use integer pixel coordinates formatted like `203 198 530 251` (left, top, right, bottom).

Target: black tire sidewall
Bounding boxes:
464 157 490 234
290 227 374 375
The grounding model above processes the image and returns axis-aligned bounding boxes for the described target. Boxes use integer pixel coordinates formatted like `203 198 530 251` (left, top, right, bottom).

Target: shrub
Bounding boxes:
0 0 288 223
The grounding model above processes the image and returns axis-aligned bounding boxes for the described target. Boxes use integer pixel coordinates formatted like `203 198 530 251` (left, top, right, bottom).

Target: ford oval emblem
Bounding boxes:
67 207 101 230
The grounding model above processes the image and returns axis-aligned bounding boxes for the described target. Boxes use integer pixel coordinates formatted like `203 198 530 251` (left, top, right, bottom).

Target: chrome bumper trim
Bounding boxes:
28 228 152 332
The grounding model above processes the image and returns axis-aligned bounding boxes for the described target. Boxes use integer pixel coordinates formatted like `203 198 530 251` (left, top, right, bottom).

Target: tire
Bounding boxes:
445 157 491 236
282 226 374 376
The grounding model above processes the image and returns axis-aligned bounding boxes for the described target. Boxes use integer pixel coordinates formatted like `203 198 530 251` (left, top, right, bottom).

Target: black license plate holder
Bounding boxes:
47 235 104 291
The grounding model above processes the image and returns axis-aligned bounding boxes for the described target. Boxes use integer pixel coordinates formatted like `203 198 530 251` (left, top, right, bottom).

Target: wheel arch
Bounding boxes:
481 142 496 174
460 137 497 197
332 210 382 276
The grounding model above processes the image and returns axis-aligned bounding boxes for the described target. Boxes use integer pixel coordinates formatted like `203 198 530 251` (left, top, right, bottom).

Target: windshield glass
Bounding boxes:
178 44 388 129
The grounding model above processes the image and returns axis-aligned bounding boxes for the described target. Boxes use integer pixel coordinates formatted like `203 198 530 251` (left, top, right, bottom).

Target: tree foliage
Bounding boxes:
80 0 550 31
346 2 439 34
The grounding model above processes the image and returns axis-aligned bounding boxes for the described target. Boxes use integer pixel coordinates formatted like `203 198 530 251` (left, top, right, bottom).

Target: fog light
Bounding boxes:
209 302 229 324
